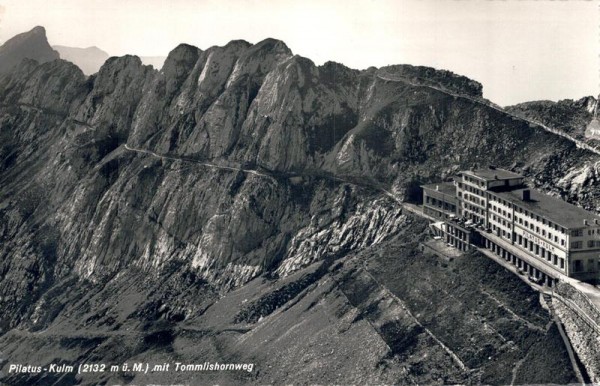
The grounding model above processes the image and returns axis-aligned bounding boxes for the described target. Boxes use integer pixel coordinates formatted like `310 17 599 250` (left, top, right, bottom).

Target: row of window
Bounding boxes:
570 240 600 249
514 218 564 246
489 212 567 247
459 183 485 197
462 203 484 216
447 226 468 241
463 193 485 207
425 196 456 211
517 232 565 269
490 204 511 220
491 225 566 270
491 196 567 234
458 189 599 244
461 176 485 188
491 214 511 229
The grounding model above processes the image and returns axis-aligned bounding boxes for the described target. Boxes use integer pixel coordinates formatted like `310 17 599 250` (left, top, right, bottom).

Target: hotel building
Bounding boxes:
422 167 600 285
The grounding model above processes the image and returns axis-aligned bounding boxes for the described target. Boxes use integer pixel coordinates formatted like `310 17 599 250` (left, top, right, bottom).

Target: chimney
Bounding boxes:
435 185 439 191
521 189 530 201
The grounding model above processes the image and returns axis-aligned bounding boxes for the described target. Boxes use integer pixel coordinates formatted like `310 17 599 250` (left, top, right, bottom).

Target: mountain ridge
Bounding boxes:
2 28 596 300
1 26 600 384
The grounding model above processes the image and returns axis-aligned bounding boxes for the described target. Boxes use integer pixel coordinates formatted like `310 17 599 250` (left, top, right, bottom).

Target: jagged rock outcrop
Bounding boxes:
0 26 59 73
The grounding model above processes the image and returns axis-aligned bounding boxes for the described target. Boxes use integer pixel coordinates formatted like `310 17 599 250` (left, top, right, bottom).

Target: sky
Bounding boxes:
0 0 597 106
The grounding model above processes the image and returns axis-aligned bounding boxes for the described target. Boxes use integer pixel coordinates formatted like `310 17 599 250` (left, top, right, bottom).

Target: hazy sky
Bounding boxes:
0 0 597 106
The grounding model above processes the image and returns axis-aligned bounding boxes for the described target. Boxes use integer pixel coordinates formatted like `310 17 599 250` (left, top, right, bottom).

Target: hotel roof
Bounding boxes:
493 187 600 229
463 168 523 181
422 182 456 196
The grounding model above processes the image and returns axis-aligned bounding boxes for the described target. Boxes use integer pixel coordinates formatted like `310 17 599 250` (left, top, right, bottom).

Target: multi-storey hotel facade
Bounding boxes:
423 167 600 285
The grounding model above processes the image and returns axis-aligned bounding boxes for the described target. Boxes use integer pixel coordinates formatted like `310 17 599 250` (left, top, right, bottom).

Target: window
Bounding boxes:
571 229 583 237
588 240 595 248
560 258 564 269
573 260 584 272
561 239 565 246
571 241 582 249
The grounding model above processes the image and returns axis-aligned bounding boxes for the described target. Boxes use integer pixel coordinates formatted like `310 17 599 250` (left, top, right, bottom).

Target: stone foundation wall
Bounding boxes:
554 282 600 383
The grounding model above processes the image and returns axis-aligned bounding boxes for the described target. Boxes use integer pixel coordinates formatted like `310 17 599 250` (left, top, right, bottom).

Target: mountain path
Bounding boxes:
123 144 273 179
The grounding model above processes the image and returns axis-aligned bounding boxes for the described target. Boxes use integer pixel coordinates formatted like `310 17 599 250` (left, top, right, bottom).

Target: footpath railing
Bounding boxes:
554 280 600 334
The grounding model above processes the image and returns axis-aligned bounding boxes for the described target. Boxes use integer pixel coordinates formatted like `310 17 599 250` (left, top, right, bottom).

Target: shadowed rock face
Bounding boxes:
0 29 597 384
0 26 59 73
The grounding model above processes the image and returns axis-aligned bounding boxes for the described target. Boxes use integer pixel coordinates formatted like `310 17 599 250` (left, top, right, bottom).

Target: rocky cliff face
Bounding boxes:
1 29 599 383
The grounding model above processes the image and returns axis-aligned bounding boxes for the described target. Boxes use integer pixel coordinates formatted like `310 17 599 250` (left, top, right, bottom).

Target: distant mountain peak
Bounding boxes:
30 25 46 34
0 26 59 73
52 45 110 75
